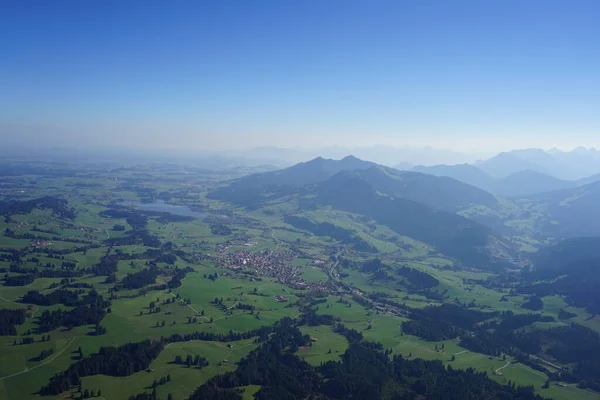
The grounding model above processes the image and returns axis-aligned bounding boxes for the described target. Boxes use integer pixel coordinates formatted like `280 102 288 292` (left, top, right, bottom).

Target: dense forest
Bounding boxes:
0 309 26 335
3 273 35 286
22 289 82 306
519 238 600 313
3 265 81 286
520 258 600 313
0 197 75 219
121 267 159 289
36 290 109 333
40 340 165 395
189 317 549 400
402 303 495 341
100 208 161 248
396 265 440 289
210 223 232 236
166 266 193 288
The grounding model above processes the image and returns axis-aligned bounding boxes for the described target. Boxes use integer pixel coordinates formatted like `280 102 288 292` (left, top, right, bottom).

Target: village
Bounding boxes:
213 248 329 293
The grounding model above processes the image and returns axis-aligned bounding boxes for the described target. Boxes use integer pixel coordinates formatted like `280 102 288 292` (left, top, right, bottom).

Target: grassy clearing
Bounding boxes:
301 267 328 282
298 325 349 366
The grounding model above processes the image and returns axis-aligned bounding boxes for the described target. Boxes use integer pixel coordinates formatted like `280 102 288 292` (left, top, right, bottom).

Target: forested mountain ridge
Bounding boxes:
343 166 498 212
519 238 600 313
530 237 600 274
207 155 376 206
523 181 600 238
214 155 375 189
209 156 498 211
309 170 514 268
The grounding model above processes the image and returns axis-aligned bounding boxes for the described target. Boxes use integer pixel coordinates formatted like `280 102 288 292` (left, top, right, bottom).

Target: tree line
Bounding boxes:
37 290 110 333
0 309 26 335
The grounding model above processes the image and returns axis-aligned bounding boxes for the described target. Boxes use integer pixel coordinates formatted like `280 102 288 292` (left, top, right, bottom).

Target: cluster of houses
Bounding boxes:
30 239 53 248
215 248 330 292
12 221 30 230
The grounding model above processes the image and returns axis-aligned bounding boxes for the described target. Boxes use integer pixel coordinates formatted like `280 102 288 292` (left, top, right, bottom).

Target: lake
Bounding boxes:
118 200 209 218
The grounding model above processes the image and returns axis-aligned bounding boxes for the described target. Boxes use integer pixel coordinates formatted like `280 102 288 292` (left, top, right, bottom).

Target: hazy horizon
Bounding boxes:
2 1 599 152
5 142 600 173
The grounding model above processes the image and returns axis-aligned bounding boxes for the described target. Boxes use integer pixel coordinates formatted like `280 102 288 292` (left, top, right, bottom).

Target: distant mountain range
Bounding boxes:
12 144 600 183
223 146 600 192
212 155 497 211
223 145 476 167
412 164 578 196
475 147 600 180
474 152 555 179
412 148 600 196
225 146 600 182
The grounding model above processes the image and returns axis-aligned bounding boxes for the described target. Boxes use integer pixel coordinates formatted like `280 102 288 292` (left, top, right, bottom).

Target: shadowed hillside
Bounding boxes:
313 170 513 268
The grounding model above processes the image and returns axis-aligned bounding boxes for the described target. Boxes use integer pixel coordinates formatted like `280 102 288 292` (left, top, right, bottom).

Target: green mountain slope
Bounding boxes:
210 157 498 212
353 166 497 212
311 171 513 268
525 181 600 237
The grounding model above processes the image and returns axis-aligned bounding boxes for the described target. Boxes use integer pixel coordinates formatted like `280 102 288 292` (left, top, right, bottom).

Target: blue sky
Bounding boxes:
1 0 599 152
